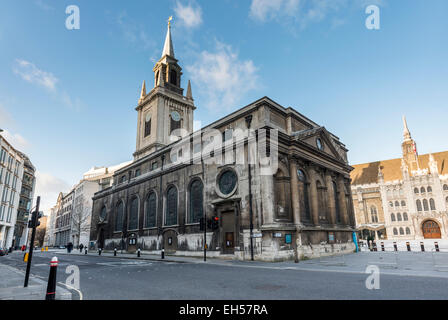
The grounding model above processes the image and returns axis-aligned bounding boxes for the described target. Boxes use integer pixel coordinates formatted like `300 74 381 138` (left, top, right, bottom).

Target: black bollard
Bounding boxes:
420 242 425 252
393 242 397 251
373 241 377 252
137 248 141 258
381 242 385 252
161 248 165 259
84 248 87 255
99 248 102 256
114 248 117 256
406 242 411 251
45 257 58 300
435 242 440 252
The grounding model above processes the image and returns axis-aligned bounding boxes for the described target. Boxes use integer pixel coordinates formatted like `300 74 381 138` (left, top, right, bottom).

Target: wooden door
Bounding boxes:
422 220 441 239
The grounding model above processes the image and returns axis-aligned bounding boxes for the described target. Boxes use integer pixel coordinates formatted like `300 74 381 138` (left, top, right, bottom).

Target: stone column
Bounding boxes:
325 173 336 225
261 173 275 226
338 177 349 226
289 159 301 225
308 167 319 226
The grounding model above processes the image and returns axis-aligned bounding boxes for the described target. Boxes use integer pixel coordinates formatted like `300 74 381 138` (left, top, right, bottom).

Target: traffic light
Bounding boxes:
199 217 205 231
212 216 219 230
28 211 43 228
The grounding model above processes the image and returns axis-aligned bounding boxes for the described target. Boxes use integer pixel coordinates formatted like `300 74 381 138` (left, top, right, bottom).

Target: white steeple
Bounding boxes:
162 17 175 58
403 115 412 142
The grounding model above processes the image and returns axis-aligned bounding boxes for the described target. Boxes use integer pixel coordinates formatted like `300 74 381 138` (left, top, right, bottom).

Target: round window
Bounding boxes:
218 170 237 196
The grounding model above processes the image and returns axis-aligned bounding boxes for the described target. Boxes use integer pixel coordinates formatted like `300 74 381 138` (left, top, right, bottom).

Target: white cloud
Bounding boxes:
174 1 203 29
250 0 300 22
1 130 29 152
34 171 72 215
13 59 58 91
186 41 259 111
117 11 155 51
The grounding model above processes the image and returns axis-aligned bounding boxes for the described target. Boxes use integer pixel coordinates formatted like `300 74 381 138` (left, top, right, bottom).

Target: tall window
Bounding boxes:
370 206 378 223
420 187 426 194
165 186 178 226
427 186 433 193
145 192 157 228
333 181 341 223
391 213 396 222
393 228 398 235
406 227 411 235
423 199 429 211
170 69 177 85
297 170 311 222
128 197 139 230
189 179 204 223
403 212 408 221
430 198 436 211
397 213 402 221
399 227 404 235
115 201 124 232
414 188 419 194
144 118 151 137
395 201 400 207
316 180 328 222
274 169 290 219
401 200 406 207
416 200 422 212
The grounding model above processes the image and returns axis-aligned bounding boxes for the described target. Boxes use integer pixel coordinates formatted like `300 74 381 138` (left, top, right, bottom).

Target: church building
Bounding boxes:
351 117 448 241
89 21 357 261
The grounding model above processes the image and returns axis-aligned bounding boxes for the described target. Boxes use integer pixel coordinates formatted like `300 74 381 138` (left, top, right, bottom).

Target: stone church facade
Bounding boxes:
89 22 357 261
351 117 448 241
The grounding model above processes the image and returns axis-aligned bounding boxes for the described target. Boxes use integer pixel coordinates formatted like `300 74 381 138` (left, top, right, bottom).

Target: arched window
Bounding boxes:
165 186 178 226
370 206 378 223
430 198 436 211
128 197 139 230
399 227 404 235
414 188 419 194
416 200 422 212
389 201 394 208
334 181 341 223
170 69 177 85
421 187 426 194
393 228 398 235
274 168 291 219
397 213 402 221
443 184 448 191
297 170 311 222
144 118 151 137
316 180 329 222
115 201 124 232
189 179 203 223
395 201 400 207
406 227 411 235
446 196 448 205
391 213 396 222
403 212 408 221
145 192 157 228
401 200 406 207
427 186 432 193
423 199 429 211
100 206 107 221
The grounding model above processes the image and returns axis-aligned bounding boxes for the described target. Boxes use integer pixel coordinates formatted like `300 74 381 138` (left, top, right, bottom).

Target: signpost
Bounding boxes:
24 196 41 288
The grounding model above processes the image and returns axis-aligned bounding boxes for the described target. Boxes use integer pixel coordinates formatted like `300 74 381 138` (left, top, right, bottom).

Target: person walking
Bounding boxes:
79 243 84 253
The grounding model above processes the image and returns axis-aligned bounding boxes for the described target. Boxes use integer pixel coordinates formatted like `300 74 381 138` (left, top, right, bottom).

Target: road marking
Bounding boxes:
57 281 83 300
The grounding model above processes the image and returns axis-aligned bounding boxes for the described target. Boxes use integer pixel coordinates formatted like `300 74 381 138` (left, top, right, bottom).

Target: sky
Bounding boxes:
0 0 447 214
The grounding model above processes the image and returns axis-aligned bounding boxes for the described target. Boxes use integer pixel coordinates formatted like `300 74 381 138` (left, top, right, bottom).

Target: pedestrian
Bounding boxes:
79 243 84 253
68 242 74 253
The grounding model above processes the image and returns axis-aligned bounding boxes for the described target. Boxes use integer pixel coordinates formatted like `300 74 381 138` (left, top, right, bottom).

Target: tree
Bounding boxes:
71 194 92 247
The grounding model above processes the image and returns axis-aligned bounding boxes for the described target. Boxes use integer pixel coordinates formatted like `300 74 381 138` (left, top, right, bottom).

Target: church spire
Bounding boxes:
403 115 412 141
186 80 193 100
162 16 174 58
139 80 146 104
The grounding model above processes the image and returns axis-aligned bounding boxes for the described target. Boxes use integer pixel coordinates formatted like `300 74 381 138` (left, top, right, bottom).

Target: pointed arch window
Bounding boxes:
406 227 411 235
397 213 402 221
430 198 436 211
403 212 408 221
395 201 400 207
393 228 398 235
165 186 178 226
399 227 404 235
421 187 426 194
391 213 396 222
443 184 448 191
189 179 204 223
145 192 157 228
416 200 422 212
144 115 151 137
427 186 433 193
423 199 429 211
414 188 419 194
401 200 406 207
115 201 124 232
128 197 139 230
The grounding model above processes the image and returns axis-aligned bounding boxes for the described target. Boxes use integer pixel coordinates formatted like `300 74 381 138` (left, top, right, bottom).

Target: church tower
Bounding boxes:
134 17 195 160
401 116 419 174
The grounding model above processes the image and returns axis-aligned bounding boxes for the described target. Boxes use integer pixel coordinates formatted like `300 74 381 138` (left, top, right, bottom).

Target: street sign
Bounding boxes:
273 233 282 238
285 234 292 244
252 233 262 238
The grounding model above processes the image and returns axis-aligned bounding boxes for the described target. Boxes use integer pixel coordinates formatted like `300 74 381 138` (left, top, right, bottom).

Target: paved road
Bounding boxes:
1 251 448 300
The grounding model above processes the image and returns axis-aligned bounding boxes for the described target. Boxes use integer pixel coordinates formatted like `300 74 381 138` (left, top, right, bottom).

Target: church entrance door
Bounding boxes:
422 220 441 239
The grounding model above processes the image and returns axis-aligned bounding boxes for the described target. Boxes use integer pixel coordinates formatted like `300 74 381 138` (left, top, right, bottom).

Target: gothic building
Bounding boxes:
89 21 356 261
351 117 448 241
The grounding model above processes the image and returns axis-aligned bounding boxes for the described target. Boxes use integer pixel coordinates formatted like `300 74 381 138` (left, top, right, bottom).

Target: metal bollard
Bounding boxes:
99 248 102 256
45 257 58 300
420 242 425 252
137 248 141 258
84 248 87 255
114 248 117 256
381 242 385 252
393 242 397 251
161 248 165 259
406 242 411 252
373 241 377 252
435 242 440 252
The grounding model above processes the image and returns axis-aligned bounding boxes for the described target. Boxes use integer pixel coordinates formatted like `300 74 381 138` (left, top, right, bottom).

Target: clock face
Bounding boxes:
171 111 181 122
145 113 151 122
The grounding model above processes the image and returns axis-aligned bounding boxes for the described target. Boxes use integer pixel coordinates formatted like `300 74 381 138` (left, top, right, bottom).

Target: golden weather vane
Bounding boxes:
167 16 173 26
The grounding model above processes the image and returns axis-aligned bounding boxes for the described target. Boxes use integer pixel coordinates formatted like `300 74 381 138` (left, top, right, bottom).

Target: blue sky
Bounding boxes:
0 0 447 213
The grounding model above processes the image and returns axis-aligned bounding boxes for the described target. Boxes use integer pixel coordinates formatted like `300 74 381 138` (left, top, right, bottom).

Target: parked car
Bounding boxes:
0 247 8 256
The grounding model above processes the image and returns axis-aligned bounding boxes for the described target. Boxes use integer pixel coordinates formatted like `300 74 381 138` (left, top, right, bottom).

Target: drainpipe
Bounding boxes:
245 115 254 261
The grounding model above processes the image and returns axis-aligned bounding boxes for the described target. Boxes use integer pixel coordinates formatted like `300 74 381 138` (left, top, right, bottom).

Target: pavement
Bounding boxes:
0 256 72 300
1 249 448 299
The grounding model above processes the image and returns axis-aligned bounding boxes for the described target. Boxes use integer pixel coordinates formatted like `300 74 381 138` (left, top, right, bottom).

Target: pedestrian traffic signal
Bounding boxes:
212 216 219 230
